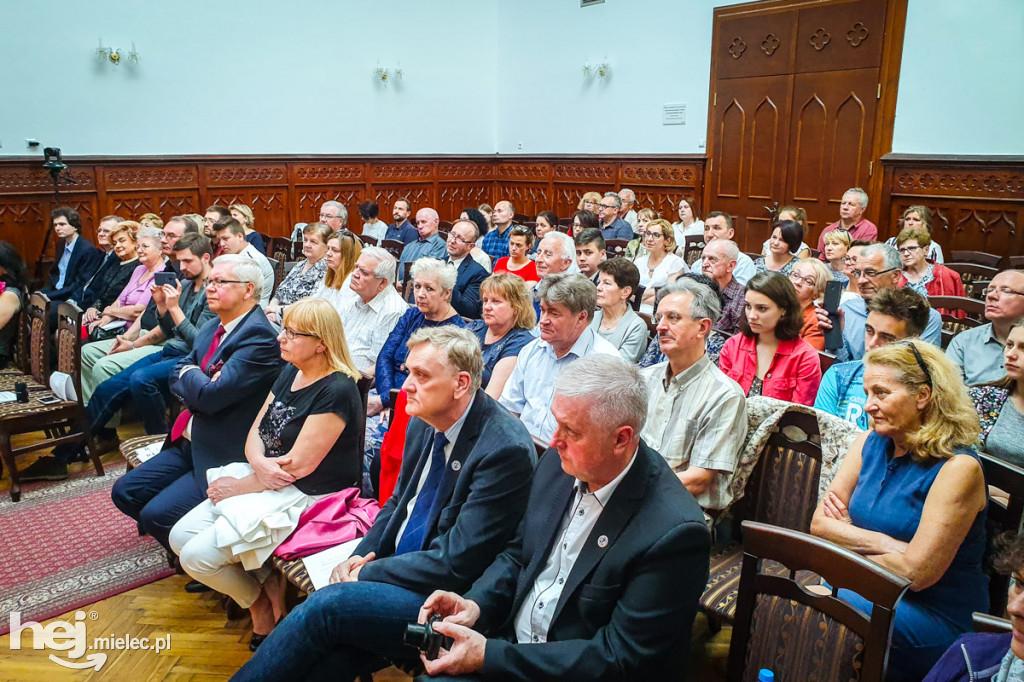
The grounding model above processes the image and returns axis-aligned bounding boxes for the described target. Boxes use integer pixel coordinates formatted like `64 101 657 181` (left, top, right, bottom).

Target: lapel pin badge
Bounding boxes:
597 535 609 548
451 460 462 472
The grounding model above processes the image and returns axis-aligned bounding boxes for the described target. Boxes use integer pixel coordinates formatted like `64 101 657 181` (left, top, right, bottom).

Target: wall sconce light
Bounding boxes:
96 38 140 66
582 57 611 79
373 62 403 85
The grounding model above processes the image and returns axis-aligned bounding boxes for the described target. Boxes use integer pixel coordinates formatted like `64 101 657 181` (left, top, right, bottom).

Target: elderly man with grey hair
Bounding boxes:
500 272 618 441
640 278 747 514
829 242 941 360
319 200 348 233
618 188 638 230
399 207 447 281
816 186 877 257
412 354 711 681
338 246 408 374
234 325 536 681
597 191 634 241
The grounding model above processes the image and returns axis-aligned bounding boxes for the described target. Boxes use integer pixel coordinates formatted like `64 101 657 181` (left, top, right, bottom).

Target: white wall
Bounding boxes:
0 0 1020 158
0 0 498 156
891 0 1024 155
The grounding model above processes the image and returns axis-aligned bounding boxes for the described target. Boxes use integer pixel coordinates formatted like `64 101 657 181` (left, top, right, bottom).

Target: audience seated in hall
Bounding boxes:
591 257 647 363
385 198 418 244
970 320 1024 466
357 200 387 245
312 229 362 314
235 326 536 677
816 186 878 257
635 219 684 315
811 342 988 681
41 207 103 303
479 200 518 261
443 218 488 319
753 219 803 277
896 226 965 310
574 228 606 284
110 255 282 552
457 207 494 272
697 238 746 337
672 196 704 243
336 246 407 375
718 272 822 405
230 203 266 255
492 225 539 283
886 204 945 264
685 211 756 285
815 287 931 430
399 208 447 282
74 218 137 330
618 187 638 230
640 278 746 514
759 205 811 258
596 191 634 241
639 273 727 368
789 257 833 351
170 298 365 651
212 216 275 308
265 222 331 325
499 272 618 441
465 273 536 398
947 269 1024 386
571 208 600 238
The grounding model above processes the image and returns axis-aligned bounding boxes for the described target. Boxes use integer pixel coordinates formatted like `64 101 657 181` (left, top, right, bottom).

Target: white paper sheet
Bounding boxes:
134 441 164 463
301 538 363 591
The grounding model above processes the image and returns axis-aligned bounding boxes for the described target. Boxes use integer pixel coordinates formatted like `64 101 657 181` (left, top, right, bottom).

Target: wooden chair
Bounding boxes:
605 239 629 259
809 248 821 259
531 435 549 459
0 302 102 502
513 213 529 224
358 234 378 248
951 251 1003 269
269 237 295 263
558 217 573 228
629 285 645 312
727 521 911 682
930 295 985 348
818 351 836 373
271 256 286 297
381 239 405 262
744 251 763 262
1010 256 1024 270
973 612 1012 634
947 263 999 300
683 235 706 266
701 410 823 625
979 452 1024 616
438 220 453 232
437 231 449 243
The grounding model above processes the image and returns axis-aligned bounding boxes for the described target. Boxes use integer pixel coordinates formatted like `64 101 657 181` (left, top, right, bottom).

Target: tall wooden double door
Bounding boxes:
705 0 907 251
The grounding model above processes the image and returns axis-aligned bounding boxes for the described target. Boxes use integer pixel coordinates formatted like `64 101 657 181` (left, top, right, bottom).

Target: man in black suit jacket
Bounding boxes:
417 354 711 681
234 326 536 682
444 219 488 319
42 207 103 302
111 254 282 550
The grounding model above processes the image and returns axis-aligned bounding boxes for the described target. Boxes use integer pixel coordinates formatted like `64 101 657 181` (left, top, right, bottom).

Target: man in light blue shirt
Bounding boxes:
500 273 618 441
946 269 1024 386
686 212 755 285
815 287 931 429
398 207 447 282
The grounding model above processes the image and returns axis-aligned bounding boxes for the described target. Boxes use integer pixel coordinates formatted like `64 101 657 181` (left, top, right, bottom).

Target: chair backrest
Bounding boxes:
929 295 986 324
973 612 1012 634
629 284 645 312
381 239 404 261
947 263 1000 292
513 213 530 224
437 231 449 243
979 452 1024 616
728 521 911 682
950 251 1003 269
818 351 836 373
11 291 29 375
683 235 706 266
269 237 294 263
742 410 824 533
558 217 573 228
531 435 549 459
358 235 377 248
55 302 85 404
271 257 286 297
26 292 51 385
438 220 453 231
1010 256 1024 270
605 239 629 259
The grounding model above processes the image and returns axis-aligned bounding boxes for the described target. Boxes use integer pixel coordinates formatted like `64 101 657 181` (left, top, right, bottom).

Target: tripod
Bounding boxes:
34 163 67 281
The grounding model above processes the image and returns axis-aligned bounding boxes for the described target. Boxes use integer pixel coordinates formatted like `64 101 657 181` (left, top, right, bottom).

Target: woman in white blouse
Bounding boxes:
671 197 704 245
635 218 685 314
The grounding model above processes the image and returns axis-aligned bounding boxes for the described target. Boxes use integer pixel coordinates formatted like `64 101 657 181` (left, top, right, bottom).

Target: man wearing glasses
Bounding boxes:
618 188 638 230
597 192 634 241
947 270 1024 385
318 201 348 234
444 219 488 318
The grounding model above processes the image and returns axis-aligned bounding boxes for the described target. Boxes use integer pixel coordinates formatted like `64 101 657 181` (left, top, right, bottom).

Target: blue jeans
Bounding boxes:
88 353 178 437
232 581 428 681
110 443 202 552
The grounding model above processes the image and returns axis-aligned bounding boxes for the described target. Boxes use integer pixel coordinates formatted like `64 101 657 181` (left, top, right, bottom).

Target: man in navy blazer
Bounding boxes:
111 254 282 550
445 219 488 318
418 355 711 681
235 326 536 682
42 207 103 302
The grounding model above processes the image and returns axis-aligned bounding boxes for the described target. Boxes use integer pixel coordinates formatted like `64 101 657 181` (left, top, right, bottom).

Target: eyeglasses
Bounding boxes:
206 278 247 288
319 212 340 220
984 286 1024 298
446 233 473 246
850 267 899 279
788 271 817 288
644 232 664 240
652 311 696 325
897 246 922 255
599 203 618 210
280 326 317 341
902 341 933 389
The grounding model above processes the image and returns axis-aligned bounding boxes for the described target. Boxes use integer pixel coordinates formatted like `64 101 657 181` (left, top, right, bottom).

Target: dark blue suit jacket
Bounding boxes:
355 391 536 595
46 236 103 301
465 441 711 681
449 257 488 319
169 305 283 490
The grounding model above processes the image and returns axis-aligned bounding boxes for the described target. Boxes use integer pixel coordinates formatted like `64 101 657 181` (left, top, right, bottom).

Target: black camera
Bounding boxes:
403 613 453 661
43 147 66 172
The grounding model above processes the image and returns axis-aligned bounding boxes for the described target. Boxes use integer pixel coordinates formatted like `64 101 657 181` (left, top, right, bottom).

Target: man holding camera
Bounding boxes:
235 326 536 681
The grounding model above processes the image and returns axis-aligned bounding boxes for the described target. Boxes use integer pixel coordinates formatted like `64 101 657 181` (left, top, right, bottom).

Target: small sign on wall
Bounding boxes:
581 0 605 6
663 103 687 125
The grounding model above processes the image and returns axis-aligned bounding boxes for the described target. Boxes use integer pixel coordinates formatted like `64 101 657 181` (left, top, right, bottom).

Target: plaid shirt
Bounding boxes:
714 278 745 337
480 224 514 260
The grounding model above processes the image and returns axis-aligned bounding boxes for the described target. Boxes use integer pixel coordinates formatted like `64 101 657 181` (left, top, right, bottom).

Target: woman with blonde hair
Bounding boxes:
634 218 684 314
139 212 164 230
625 207 658 260
230 202 266 254
169 297 364 651
84 224 164 340
82 221 140 326
312 229 362 312
788 257 832 351
811 341 988 681
465 273 536 398
822 228 852 285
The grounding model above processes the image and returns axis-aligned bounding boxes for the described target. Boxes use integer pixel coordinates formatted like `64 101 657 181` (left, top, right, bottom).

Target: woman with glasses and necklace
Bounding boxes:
634 218 684 314
789 258 833 351
169 298 365 652
812 341 988 681
897 226 965 317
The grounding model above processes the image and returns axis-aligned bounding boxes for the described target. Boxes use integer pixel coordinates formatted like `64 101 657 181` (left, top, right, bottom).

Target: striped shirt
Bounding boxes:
640 355 746 511
338 285 409 372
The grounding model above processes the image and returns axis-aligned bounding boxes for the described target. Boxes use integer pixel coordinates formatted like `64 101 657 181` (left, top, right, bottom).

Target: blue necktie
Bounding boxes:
395 431 448 555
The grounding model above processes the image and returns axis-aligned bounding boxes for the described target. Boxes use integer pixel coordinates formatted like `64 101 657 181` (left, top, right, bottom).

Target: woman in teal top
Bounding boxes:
812 341 989 682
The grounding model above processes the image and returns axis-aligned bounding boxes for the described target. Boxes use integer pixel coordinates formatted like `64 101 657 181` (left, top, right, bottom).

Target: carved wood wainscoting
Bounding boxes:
0 156 705 261
879 155 1024 256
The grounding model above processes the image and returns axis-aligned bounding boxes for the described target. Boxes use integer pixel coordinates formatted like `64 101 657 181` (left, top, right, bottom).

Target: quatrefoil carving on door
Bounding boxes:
761 34 780 56
728 37 747 59
810 27 831 51
846 22 870 47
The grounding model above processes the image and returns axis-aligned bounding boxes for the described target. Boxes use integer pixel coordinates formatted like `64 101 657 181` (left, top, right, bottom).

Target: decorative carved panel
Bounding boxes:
205 165 287 186
437 183 492 221
552 163 615 183
496 163 549 181
104 167 197 188
370 163 434 182
0 168 96 193
293 164 365 184
371 185 434 212
619 164 697 187
893 171 1024 199
295 187 365 226
206 190 288 233
438 163 493 180
502 184 551 220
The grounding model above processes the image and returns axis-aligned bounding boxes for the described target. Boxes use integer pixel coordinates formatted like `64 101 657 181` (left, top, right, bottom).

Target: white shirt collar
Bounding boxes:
577 448 638 505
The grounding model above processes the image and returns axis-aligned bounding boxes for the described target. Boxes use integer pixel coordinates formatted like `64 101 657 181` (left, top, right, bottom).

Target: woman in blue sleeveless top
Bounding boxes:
811 341 989 682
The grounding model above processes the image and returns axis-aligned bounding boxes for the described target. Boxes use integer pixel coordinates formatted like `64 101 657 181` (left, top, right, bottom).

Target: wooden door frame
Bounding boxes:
705 0 908 227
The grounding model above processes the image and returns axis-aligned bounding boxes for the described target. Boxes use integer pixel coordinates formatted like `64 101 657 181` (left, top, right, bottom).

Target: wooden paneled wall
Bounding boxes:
0 156 704 261
879 155 1024 255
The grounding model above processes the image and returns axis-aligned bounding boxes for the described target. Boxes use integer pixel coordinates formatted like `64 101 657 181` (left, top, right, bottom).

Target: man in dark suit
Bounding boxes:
42 207 103 302
110 254 282 551
418 354 712 681
445 218 488 318
234 326 536 682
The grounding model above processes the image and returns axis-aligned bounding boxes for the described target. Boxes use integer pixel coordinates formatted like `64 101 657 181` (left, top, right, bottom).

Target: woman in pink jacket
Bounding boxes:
719 272 822 405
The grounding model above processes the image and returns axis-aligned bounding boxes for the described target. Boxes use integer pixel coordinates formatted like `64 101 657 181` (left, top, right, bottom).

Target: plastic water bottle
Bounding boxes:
758 670 775 682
